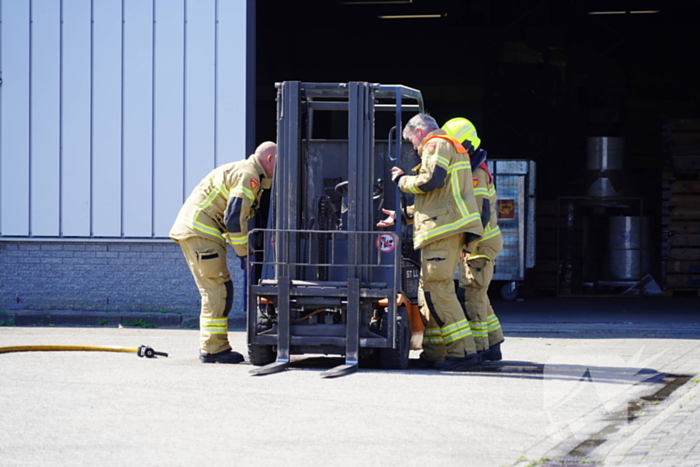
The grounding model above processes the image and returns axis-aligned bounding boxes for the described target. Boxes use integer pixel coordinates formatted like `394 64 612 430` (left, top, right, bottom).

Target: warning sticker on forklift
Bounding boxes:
376 234 396 253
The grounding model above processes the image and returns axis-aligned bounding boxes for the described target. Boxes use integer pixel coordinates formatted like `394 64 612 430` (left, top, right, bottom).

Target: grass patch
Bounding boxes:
123 318 157 328
0 319 15 327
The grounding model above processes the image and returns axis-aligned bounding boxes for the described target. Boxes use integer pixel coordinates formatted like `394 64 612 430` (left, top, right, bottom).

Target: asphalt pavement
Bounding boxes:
1 295 699 467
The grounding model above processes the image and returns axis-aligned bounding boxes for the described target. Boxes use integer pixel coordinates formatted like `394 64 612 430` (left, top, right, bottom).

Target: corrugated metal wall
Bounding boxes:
0 0 248 239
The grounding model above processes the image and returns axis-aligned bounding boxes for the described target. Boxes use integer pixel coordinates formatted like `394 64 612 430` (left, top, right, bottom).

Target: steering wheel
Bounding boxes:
334 180 384 200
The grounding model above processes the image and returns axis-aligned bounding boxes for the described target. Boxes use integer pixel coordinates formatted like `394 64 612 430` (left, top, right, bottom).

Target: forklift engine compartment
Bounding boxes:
246 82 425 377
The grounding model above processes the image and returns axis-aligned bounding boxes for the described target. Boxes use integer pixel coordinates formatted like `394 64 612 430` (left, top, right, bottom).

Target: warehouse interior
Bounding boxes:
254 0 700 298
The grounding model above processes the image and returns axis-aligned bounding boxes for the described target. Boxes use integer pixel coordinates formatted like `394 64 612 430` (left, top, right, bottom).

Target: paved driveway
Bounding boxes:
2 325 699 467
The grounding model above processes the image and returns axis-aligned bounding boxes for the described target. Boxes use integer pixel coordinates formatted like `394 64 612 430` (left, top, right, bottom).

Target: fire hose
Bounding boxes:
0 344 168 358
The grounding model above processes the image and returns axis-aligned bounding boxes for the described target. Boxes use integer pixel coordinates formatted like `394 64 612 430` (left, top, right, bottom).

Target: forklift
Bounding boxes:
246 82 425 378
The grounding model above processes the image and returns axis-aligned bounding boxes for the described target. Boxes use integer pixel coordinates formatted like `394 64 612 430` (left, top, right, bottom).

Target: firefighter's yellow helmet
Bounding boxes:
442 117 481 151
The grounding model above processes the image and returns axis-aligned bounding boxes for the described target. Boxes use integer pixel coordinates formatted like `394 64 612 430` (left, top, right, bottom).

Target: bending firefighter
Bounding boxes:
378 113 484 371
170 142 276 364
443 118 504 361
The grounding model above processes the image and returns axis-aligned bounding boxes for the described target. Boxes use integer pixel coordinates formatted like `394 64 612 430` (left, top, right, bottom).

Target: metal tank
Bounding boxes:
607 216 651 281
585 137 624 198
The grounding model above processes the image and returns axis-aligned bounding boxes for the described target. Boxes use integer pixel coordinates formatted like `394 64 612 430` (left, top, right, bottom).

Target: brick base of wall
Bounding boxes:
0 241 245 319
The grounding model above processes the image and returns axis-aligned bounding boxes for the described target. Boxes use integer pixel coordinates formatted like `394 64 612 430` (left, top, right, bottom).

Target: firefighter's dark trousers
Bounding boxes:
419 235 478 360
178 236 234 354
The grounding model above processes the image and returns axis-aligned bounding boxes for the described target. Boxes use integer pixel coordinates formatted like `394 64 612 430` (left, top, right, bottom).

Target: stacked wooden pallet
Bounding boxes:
662 119 700 295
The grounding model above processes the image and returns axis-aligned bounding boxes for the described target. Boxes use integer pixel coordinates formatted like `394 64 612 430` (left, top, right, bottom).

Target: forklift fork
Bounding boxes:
250 277 291 376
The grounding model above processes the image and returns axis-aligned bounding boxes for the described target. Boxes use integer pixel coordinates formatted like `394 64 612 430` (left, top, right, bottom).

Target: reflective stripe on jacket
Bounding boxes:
169 156 268 257
398 129 484 250
470 166 503 261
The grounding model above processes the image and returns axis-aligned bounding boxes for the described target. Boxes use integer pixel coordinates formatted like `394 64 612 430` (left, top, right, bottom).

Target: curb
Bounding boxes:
5 311 700 335
502 323 700 335
0 310 246 330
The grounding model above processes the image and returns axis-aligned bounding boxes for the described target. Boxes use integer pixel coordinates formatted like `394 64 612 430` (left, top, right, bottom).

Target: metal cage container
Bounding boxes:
488 160 537 300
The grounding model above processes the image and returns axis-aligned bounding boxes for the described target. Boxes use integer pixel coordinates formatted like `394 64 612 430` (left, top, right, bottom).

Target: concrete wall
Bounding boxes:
0 241 245 319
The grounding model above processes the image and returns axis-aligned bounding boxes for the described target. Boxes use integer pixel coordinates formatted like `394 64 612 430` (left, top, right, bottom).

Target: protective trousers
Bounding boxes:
419 234 477 360
460 257 504 351
178 236 234 354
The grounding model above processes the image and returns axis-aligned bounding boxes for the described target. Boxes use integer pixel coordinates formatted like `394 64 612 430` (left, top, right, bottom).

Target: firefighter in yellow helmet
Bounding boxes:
170 141 276 363
442 118 504 361
377 113 484 371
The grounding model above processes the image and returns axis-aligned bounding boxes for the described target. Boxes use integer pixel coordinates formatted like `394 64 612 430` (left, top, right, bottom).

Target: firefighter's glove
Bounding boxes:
463 233 481 255
239 256 247 271
462 255 475 287
390 167 405 185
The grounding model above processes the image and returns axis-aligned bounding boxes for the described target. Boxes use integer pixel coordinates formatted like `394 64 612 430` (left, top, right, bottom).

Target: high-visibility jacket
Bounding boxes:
169 156 270 257
470 160 503 261
398 129 483 250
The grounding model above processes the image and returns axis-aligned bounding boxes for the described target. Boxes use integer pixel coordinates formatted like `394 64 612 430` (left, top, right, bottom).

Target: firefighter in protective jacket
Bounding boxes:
170 141 276 363
443 118 504 361
378 113 483 371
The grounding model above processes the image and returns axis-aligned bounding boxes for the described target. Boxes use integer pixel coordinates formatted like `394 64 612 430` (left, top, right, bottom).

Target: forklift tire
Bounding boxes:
247 344 276 366
378 307 410 370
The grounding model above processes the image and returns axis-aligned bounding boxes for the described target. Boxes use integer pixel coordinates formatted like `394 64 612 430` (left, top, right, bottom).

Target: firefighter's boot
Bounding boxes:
434 353 481 371
487 343 502 362
200 349 245 364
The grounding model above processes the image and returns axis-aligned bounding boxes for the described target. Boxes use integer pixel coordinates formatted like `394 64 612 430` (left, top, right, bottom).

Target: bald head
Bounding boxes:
255 141 276 159
255 141 277 178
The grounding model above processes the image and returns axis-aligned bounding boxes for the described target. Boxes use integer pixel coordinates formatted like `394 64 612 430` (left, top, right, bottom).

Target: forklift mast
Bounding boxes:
247 82 424 378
